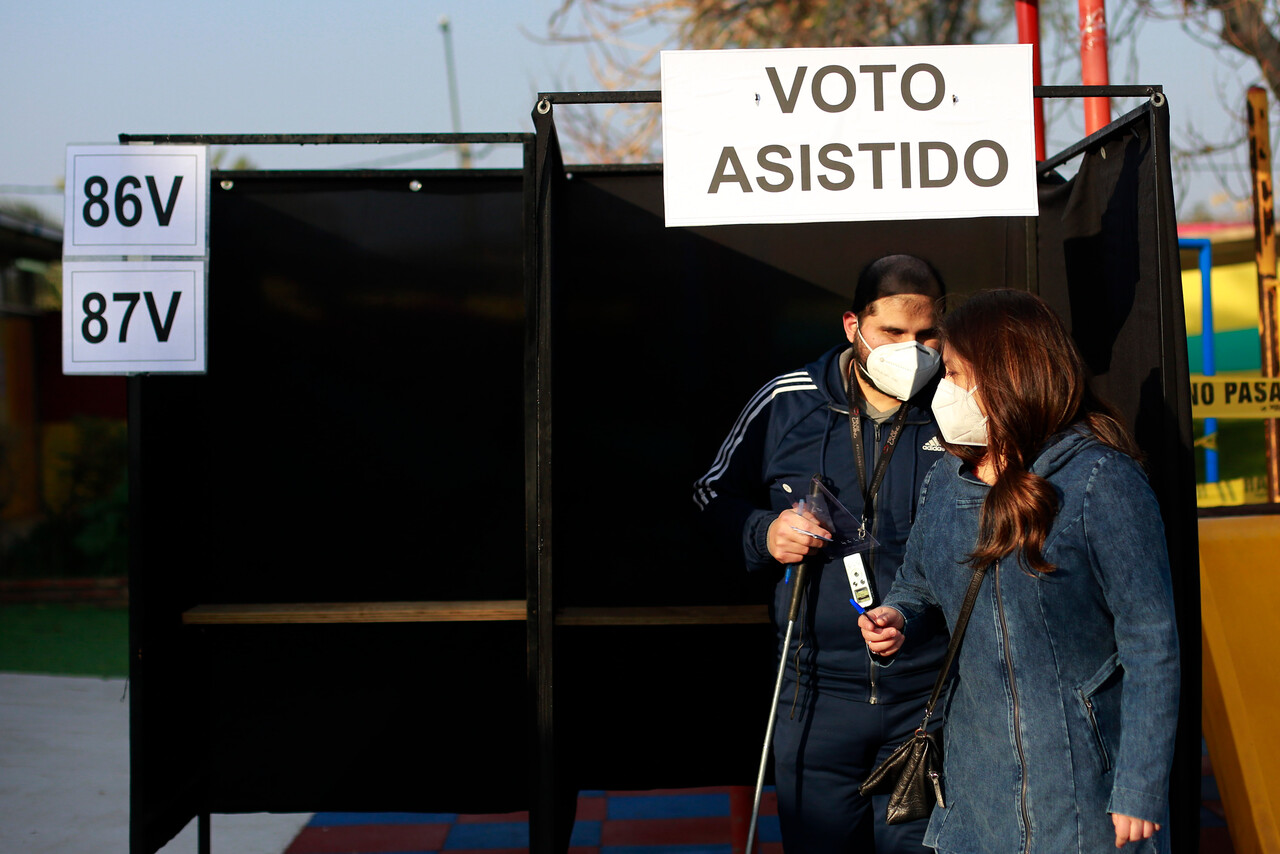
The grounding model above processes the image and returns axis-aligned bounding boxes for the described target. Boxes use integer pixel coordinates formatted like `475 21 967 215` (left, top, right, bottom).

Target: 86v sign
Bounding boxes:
62 261 206 374
64 145 207 257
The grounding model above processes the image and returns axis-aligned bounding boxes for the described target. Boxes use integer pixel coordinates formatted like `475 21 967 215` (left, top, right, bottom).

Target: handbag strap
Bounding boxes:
920 561 991 724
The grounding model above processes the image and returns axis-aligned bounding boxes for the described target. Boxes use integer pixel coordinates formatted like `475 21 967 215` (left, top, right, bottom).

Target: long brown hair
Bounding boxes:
940 289 1139 573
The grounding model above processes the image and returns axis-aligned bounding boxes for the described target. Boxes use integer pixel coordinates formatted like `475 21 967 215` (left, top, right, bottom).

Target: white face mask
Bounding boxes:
931 377 988 446
857 329 941 402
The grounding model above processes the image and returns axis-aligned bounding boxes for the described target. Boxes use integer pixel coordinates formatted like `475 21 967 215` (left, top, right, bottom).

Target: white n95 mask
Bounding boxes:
857 329 941 402
931 378 988 446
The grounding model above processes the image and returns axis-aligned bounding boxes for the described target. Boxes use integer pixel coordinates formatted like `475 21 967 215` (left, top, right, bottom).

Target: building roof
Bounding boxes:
0 211 62 262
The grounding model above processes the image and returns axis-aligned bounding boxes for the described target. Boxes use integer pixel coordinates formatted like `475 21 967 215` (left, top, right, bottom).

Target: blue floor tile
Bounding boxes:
570 819 604 846
607 793 730 820
445 820 530 849
1200 805 1227 829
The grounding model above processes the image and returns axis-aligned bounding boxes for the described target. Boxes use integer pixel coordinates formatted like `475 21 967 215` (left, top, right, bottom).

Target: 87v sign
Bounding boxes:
62 261 206 374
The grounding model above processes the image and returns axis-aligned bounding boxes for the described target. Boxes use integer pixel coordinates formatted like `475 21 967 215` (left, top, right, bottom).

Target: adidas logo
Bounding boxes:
922 436 944 452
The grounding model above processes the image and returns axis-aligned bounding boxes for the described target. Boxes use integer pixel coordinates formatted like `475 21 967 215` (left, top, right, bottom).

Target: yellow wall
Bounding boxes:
1182 261 1262 336
1199 514 1280 853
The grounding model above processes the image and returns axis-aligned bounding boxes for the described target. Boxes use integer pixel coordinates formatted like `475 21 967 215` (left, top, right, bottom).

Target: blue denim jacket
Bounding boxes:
884 427 1179 854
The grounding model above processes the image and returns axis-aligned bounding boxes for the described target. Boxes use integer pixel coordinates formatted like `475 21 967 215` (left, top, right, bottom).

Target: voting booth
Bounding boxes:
108 48 1199 854
530 81 1199 852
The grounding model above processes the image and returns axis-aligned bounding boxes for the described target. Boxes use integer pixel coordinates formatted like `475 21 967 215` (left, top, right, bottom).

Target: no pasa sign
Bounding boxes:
661 45 1038 227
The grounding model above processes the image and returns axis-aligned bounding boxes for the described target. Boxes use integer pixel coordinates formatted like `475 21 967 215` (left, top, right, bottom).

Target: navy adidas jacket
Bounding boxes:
694 344 949 702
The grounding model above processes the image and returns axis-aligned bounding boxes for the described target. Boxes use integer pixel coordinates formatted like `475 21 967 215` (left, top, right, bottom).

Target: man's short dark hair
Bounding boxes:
851 254 946 314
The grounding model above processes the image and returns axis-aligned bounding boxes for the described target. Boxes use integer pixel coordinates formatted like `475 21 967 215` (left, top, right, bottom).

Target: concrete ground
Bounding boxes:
0 672 310 854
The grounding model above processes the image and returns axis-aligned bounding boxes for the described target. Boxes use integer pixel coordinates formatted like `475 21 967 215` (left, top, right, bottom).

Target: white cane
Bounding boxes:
746 479 820 854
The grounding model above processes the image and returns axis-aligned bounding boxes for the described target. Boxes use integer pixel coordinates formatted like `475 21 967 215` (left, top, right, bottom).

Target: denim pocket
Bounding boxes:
1076 653 1121 773
922 800 951 849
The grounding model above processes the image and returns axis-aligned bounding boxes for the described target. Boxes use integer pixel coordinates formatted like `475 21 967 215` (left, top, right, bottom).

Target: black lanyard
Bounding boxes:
846 356 910 530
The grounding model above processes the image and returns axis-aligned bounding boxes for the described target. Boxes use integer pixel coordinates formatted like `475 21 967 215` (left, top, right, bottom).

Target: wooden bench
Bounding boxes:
183 602 770 625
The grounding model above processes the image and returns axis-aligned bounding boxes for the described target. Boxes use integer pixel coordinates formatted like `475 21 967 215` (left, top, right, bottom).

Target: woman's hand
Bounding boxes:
858 606 906 656
1111 813 1160 848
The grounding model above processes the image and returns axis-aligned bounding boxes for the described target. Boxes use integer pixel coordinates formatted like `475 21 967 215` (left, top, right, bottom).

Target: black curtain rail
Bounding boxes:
117 133 533 146
1036 99 1161 174
1036 84 1163 99
535 85 1163 108
562 163 664 175
211 168 523 181
537 91 662 105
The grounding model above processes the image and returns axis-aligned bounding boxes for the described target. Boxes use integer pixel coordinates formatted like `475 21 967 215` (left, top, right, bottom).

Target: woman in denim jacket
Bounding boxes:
860 290 1179 853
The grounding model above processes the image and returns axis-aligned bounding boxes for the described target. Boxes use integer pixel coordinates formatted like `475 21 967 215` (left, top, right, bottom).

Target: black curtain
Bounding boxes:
131 171 529 854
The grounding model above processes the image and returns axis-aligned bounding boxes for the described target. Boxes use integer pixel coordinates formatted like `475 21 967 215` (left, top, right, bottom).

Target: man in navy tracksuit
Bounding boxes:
694 255 950 853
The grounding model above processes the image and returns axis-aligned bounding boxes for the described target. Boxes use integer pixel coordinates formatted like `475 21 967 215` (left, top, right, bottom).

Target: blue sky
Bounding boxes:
0 0 1268 224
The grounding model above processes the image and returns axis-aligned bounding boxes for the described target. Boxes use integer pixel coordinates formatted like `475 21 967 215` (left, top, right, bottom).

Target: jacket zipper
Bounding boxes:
995 561 1031 853
868 420 882 705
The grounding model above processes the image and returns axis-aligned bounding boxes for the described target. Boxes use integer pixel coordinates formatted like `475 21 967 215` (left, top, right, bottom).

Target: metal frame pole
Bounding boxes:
1247 86 1280 503
530 101 560 854
1180 238 1218 482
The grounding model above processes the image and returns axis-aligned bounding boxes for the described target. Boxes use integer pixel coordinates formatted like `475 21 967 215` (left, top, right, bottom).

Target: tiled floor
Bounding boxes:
285 787 783 854
0 672 1240 854
286 764 1237 854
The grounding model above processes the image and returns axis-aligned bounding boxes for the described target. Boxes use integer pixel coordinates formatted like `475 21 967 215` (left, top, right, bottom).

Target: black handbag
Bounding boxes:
859 563 989 825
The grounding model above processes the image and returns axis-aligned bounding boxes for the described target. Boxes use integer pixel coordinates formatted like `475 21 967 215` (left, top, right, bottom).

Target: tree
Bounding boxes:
1129 1 1280 216
210 148 257 171
548 0 1280 218
546 0 1012 161
542 1 1153 163
1146 1 1279 101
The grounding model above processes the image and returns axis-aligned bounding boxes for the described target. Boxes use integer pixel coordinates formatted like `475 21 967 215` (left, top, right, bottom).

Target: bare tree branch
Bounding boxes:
544 0 1003 162
544 0 1280 219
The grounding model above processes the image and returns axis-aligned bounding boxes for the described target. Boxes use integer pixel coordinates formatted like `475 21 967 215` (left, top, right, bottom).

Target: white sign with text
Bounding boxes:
63 145 207 256
62 261 206 374
661 45 1038 227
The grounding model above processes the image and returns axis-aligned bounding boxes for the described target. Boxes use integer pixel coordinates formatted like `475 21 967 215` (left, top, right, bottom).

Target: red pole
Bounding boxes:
1015 0 1047 161
1078 0 1112 134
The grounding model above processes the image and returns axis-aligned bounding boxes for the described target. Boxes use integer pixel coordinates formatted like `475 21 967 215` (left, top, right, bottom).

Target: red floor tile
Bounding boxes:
1200 825 1235 853
286 823 450 854
602 816 732 846
606 786 730 797
577 796 608 821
